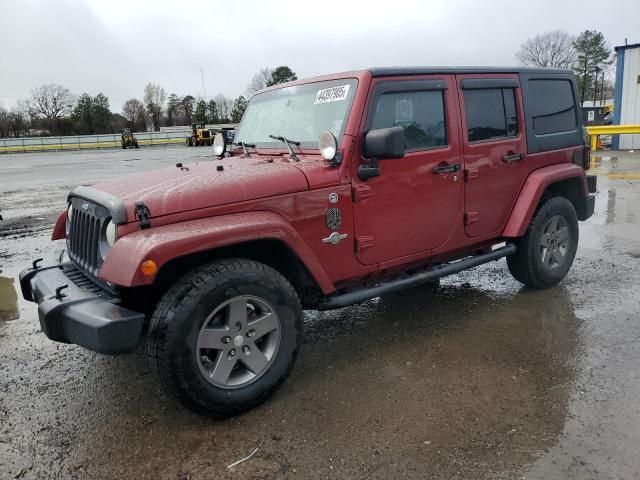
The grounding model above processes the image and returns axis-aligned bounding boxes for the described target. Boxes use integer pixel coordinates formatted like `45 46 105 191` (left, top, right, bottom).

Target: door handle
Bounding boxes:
433 163 461 174
503 152 525 163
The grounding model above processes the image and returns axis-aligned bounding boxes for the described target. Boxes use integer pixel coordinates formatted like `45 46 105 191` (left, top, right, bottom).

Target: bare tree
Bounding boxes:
515 31 577 69
28 84 75 120
143 83 167 131
245 67 273 96
12 99 31 136
122 98 147 132
212 94 233 122
0 104 9 138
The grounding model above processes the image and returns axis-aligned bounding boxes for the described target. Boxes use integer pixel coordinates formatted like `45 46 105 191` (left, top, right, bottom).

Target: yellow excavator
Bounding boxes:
121 128 139 149
186 123 212 146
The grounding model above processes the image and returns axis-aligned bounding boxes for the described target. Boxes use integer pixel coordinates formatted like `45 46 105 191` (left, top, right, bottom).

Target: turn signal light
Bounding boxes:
140 259 158 277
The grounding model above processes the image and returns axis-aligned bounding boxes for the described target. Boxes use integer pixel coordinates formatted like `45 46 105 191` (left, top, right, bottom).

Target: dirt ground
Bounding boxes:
1 147 640 480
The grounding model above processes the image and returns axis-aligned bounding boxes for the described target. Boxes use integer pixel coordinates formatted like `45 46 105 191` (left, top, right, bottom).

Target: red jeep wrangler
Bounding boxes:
21 67 596 416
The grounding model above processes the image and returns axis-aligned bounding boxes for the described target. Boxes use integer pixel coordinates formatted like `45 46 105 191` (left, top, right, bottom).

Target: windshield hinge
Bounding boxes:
134 201 151 229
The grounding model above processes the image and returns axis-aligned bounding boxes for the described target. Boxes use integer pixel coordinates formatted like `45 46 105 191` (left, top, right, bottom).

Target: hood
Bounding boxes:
94 157 309 221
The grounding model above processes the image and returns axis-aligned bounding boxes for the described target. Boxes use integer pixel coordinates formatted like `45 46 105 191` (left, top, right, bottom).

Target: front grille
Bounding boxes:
67 198 110 277
62 263 115 297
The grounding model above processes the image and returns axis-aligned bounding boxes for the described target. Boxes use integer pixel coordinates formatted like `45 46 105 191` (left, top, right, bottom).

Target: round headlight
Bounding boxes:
213 133 226 156
319 131 338 161
105 220 117 247
67 203 73 221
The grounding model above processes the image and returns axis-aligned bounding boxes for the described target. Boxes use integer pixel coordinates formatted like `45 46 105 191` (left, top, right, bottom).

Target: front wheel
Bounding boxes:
147 259 303 417
507 196 579 289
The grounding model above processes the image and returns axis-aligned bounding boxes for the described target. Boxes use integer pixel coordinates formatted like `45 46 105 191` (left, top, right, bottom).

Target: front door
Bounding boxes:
456 75 528 237
352 76 463 266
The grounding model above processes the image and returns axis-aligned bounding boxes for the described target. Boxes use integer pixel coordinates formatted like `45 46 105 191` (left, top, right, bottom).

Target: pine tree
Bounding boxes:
207 100 218 123
71 93 93 134
166 94 180 126
573 30 611 104
92 93 111 133
266 66 297 87
230 96 248 123
194 100 207 123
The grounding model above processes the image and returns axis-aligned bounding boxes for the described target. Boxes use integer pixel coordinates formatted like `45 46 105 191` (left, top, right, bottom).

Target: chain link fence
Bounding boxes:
0 124 236 154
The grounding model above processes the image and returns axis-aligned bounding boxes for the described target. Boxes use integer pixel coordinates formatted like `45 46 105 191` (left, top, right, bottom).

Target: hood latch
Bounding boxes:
134 201 151 229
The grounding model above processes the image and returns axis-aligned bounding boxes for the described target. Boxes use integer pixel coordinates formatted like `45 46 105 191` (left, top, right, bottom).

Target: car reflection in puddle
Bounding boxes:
0 276 19 322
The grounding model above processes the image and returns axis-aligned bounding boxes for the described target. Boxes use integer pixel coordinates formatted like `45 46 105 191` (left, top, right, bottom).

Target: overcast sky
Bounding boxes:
0 0 637 111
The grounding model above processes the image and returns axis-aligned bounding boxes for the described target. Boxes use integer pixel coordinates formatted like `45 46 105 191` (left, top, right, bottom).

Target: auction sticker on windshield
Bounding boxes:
314 85 350 104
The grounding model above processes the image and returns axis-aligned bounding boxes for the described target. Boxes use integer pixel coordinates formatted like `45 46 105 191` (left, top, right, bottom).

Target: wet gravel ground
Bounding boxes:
1 148 640 479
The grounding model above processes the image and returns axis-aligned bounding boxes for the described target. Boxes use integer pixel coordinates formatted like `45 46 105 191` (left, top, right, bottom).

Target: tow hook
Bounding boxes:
55 284 68 300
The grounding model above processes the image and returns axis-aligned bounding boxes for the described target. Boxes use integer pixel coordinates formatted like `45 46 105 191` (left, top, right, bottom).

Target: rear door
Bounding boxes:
352 76 463 265
457 75 528 237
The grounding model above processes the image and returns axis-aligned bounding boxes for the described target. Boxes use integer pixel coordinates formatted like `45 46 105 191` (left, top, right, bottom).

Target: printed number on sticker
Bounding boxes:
315 85 350 104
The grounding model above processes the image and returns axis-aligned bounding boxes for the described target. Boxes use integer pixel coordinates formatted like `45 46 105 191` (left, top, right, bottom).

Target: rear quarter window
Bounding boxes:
528 79 577 135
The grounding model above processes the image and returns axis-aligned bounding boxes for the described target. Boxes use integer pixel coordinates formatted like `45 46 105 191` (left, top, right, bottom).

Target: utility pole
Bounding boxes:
593 66 600 105
201 68 207 101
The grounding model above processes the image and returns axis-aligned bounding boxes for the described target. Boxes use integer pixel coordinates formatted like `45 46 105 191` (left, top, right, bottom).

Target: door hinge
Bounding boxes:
355 236 374 252
464 168 479 182
352 185 372 202
465 212 479 225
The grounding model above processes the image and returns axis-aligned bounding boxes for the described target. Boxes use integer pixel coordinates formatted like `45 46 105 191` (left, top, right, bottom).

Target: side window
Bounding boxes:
463 88 519 142
370 90 446 150
528 79 577 135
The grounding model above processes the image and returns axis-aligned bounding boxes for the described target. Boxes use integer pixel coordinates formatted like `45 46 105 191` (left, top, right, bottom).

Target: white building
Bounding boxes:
613 43 640 149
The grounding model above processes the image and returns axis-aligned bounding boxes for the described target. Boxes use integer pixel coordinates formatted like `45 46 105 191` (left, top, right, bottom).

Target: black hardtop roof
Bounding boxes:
368 66 573 77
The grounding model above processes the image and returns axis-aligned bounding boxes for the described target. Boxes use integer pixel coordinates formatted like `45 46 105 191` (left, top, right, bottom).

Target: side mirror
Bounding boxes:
359 126 405 180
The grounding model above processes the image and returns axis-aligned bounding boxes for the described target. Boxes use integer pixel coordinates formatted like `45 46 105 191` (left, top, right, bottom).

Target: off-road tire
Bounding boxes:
507 196 579 289
147 259 303 417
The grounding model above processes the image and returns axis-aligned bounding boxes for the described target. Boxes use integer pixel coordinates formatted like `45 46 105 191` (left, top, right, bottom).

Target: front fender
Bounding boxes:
51 211 66 240
98 211 335 293
503 163 588 238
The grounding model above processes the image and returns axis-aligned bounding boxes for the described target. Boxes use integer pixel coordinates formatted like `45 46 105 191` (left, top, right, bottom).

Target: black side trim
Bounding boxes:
317 244 516 310
461 78 518 89
587 175 597 193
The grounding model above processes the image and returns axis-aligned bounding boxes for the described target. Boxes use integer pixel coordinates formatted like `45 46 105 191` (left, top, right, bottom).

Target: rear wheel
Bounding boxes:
507 196 579 289
147 259 303 417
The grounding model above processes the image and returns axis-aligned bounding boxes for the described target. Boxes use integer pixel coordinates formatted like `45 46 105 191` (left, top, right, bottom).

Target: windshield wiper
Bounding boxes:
233 141 255 158
268 135 300 162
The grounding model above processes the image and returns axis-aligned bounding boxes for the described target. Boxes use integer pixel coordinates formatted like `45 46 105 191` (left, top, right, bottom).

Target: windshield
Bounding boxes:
235 79 358 149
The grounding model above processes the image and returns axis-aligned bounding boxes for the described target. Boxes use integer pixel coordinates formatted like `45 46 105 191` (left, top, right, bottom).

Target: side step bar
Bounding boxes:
317 243 517 310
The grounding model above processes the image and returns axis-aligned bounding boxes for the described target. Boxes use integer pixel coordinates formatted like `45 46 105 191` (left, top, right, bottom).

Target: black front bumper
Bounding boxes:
20 262 144 354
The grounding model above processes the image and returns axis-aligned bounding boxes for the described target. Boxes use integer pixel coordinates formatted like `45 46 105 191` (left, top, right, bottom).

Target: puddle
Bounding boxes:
0 276 19 321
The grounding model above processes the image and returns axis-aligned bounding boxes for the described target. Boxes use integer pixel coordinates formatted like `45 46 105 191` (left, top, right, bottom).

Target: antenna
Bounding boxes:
201 68 207 101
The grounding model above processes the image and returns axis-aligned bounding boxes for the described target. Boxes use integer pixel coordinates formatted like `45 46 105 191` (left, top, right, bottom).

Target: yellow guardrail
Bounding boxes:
586 125 640 150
